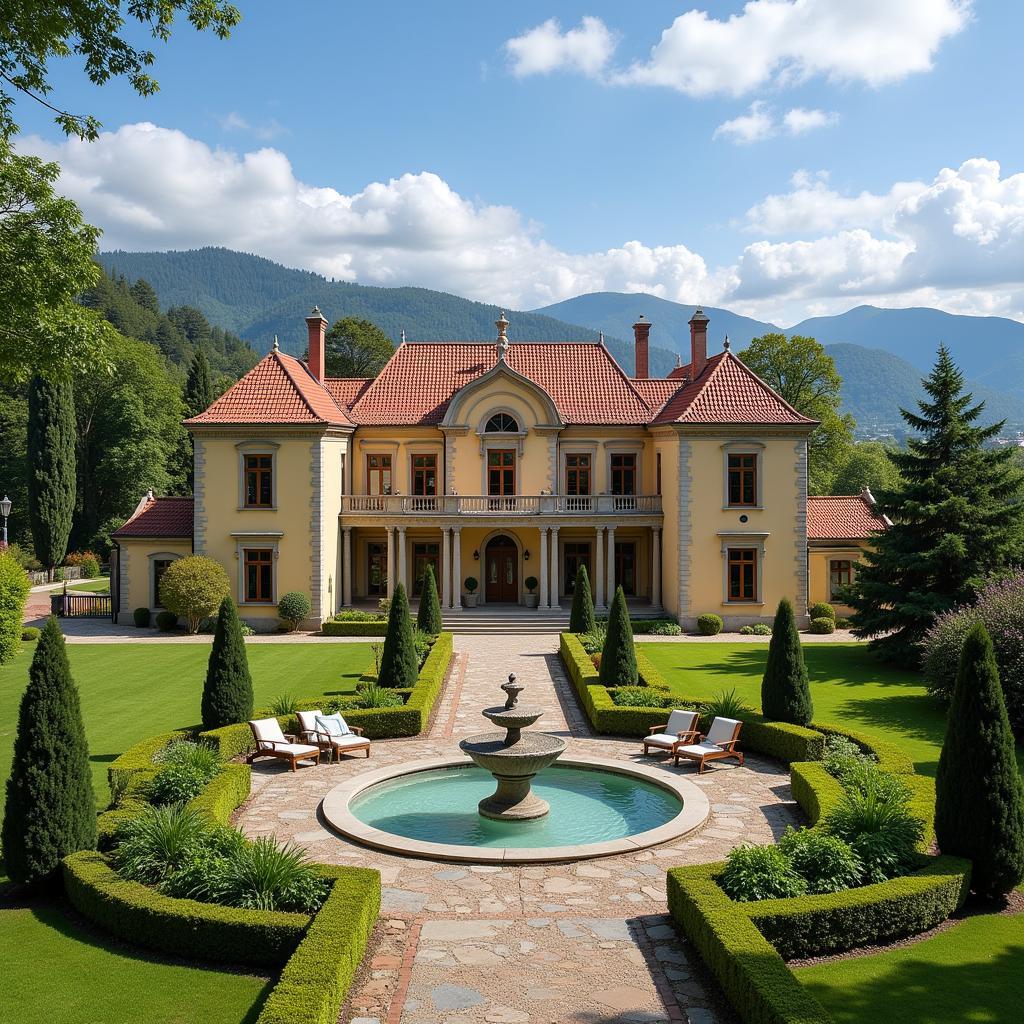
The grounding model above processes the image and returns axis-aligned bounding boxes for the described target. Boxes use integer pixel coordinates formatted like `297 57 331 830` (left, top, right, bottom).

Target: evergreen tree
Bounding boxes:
935 622 1024 900
2 617 95 888
569 563 596 634
416 565 443 635
27 373 75 576
378 583 418 688
183 347 214 416
761 599 813 725
599 586 638 687
201 596 254 729
849 348 1023 665
129 278 160 315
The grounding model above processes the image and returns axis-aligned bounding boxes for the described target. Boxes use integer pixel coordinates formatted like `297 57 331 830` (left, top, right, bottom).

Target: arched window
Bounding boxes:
485 412 519 433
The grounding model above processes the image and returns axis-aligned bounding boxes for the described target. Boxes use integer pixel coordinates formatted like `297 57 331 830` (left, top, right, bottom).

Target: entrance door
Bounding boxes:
564 542 592 595
367 542 387 597
614 542 636 596
412 543 440 597
484 535 518 603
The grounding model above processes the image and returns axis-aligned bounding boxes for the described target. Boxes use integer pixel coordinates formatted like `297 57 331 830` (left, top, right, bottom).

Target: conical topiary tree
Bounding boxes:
416 564 443 635
2 616 96 888
379 582 418 688
569 563 596 634
600 585 638 687
761 598 813 725
935 622 1024 900
201 596 254 729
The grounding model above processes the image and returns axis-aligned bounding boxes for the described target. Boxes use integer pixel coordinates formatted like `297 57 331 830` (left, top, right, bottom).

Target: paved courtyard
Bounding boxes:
233 634 802 1024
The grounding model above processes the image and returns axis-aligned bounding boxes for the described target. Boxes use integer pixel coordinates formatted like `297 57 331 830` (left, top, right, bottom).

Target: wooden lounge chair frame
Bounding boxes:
673 719 745 773
296 710 371 762
641 710 701 757
246 720 321 771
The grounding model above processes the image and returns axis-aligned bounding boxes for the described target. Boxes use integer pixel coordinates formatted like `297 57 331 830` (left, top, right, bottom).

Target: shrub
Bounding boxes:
159 555 231 634
809 616 836 634
0 550 30 664
835 617 853 629
739 624 754 635
2 616 96 887
411 627 433 667
464 576 478 595
696 613 722 636
111 804 217 887
701 687 751 720
779 828 863 894
202 596 254 730
613 686 663 708
209 837 329 913
133 606 151 628
333 609 385 622
761 598 813 726
648 620 682 635
64 550 100 569
809 601 835 620
569 564 596 634
147 742 221 805
578 622 607 654
416 564 443 635
718 844 807 901
378 583 418 688
277 592 311 632
823 734 876 788
377 596 391 616
21 625 40 641
935 622 1024 899
751 623 772 636
79 556 101 579
269 693 299 716
155 610 178 632
357 683 404 709
525 575 538 594
599 586 638 687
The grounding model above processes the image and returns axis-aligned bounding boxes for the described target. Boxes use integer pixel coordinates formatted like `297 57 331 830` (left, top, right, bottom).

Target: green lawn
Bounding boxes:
0 877 271 1024
66 577 111 594
0 641 372 812
796 908 1024 1023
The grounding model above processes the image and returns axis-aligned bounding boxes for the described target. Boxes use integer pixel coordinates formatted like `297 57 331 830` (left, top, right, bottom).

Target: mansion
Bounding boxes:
111 308 883 628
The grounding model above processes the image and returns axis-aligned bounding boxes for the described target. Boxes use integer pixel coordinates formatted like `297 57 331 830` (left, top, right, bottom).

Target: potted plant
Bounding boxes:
464 576 479 607
524 576 539 608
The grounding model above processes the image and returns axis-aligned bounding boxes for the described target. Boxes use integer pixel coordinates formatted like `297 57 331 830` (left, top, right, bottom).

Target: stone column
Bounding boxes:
606 525 616 606
441 528 452 610
652 527 662 609
386 526 395 600
397 526 408 595
549 526 561 608
539 527 549 609
342 527 352 607
594 526 606 611
452 527 462 610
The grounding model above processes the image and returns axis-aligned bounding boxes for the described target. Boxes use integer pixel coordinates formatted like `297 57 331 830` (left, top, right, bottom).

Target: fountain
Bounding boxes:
458 673 567 820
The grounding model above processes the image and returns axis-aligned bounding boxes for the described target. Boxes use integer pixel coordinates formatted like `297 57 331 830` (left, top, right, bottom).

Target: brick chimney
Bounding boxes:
305 305 328 382
632 315 651 378
689 307 709 380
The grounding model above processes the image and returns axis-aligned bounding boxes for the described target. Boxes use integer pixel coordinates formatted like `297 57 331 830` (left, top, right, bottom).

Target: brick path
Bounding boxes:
233 634 801 1024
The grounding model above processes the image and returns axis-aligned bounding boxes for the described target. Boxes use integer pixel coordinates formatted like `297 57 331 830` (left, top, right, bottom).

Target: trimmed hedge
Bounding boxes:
789 762 845 826
321 620 388 636
190 762 252 825
107 730 189 795
255 865 381 1024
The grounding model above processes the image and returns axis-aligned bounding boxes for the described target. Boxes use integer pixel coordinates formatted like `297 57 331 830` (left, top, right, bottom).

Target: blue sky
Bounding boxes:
16 1 1024 324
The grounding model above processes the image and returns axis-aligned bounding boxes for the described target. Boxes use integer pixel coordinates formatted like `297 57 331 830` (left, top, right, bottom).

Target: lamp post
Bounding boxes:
0 495 10 549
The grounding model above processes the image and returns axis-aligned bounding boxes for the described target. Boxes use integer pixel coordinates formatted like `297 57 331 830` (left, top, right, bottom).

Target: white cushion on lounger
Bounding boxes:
328 734 369 748
645 733 681 749
296 710 322 734
705 717 741 746
250 718 287 745
676 742 723 758
273 742 319 758
666 709 699 736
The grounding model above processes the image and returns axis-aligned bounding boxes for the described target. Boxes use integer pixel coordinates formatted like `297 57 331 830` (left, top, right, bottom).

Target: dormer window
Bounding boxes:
485 412 518 433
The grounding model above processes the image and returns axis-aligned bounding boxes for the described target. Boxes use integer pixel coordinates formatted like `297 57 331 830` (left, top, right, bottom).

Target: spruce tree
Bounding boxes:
201 596 254 729
849 347 1023 665
378 583 418 688
761 598 813 725
935 622 1024 900
599 585 638 687
27 374 76 577
569 563 596 634
416 564 443 635
183 347 214 416
2 616 96 888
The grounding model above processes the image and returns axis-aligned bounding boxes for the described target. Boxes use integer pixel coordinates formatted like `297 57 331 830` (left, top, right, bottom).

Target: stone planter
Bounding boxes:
524 593 539 608
464 593 478 607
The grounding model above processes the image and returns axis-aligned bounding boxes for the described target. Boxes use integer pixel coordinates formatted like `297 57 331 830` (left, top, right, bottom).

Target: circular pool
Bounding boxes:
321 756 710 863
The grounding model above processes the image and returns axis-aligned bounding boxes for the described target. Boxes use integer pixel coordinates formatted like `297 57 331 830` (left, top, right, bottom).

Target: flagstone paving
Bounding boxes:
233 634 801 1024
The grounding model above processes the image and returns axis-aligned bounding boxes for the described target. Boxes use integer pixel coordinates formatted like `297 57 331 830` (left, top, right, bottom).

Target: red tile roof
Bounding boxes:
112 496 194 538
807 494 887 541
325 378 373 410
185 350 353 427
629 377 683 416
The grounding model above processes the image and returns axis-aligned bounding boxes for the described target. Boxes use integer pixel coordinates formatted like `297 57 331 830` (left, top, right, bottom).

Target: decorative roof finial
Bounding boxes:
723 333 731 351
272 335 280 352
599 331 605 346
400 328 406 344
675 352 682 368
496 310 510 360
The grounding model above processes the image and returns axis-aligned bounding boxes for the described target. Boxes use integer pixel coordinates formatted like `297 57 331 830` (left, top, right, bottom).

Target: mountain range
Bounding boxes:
97 248 1024 434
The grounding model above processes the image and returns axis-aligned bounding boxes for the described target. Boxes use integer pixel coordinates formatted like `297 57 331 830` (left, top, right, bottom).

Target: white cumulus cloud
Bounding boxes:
505 17 617 78
713 104 838 144
782 108 839 135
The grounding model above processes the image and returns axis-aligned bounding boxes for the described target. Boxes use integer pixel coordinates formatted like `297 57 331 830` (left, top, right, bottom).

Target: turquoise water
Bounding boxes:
350 764 682 848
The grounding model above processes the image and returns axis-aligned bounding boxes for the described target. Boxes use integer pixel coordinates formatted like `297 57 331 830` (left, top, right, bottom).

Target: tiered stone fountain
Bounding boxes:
459 673 567 820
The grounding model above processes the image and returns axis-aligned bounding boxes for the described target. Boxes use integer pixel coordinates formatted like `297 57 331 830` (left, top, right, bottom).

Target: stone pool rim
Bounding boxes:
320 755 711 863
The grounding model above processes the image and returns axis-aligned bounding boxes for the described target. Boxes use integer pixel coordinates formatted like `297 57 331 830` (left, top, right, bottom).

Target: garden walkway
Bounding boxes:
235 634 802 1024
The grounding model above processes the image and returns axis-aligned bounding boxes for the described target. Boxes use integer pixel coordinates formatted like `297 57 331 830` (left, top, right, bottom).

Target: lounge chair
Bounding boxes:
247 718 321 771
296 709 371 762
642 709 701 758
673 717 744 773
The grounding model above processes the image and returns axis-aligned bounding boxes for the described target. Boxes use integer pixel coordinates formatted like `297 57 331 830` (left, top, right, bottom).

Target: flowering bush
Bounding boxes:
922 570 1024 737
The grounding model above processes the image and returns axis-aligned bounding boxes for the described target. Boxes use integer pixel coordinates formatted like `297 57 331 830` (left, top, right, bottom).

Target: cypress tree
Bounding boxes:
416 564 443 635
569 563 596 634
849 347 1023 665
183 347 214 416
379 582 418 688
201 596 254 729
600 585 638 687
27 374 76 577
761 598 813 725
935 622 1024 900
2 616 96 888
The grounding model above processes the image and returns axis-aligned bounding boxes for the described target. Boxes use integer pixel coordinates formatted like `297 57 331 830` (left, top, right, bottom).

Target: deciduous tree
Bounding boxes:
159 555 230 633
322 317 395 378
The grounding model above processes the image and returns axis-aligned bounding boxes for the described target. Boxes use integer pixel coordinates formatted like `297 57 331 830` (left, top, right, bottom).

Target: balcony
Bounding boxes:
340 494 663 517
